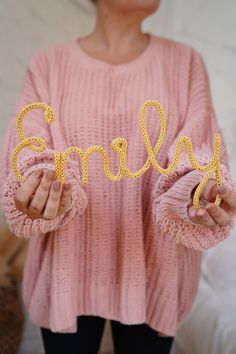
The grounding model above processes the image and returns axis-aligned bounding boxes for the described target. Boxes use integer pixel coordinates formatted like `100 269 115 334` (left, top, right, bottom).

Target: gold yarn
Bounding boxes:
11 100 223 210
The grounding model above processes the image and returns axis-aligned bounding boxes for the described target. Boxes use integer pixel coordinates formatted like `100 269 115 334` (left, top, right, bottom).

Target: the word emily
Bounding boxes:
11 100 222 210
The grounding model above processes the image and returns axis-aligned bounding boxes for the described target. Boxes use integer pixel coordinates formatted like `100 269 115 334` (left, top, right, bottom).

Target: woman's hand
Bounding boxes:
14 169 72 220
188 180 236 228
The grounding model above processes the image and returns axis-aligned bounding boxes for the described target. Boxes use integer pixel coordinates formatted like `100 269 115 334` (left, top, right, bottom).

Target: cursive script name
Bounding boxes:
11 99 222 210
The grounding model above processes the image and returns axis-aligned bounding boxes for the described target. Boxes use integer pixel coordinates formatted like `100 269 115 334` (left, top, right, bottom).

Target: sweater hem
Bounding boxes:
25 280 187 337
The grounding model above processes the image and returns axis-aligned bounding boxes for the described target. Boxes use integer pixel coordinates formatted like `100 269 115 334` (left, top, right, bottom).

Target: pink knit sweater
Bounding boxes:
1 33 236 336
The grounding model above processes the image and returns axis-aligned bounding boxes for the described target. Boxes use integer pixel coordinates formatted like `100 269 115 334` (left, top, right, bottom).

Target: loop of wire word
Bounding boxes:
11 100 222 210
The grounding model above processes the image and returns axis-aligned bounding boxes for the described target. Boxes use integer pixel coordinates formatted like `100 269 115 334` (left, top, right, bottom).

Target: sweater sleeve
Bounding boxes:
151 47 236 251
0 50 88 238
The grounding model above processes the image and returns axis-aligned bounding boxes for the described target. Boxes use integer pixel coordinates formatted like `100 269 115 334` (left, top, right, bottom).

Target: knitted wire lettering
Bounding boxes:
11 99 222 210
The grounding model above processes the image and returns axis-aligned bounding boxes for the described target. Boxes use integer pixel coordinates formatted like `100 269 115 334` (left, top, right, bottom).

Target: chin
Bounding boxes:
108 0 160 14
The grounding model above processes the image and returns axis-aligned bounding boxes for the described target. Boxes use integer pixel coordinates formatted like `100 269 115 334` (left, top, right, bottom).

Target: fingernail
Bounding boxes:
46 170 55 180
53 180 61 191
34 170 43 178
218 186 226 194
64 183 71 191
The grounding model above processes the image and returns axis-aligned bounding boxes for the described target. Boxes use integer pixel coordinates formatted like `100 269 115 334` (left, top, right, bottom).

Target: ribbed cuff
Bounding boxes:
152 162 236 250
1 150 88 238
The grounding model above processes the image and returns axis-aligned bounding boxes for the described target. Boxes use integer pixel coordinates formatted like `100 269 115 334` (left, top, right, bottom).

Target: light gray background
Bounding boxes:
1 1 236 353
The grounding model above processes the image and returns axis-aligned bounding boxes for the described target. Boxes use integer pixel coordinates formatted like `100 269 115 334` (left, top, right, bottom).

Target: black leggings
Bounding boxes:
40 315 174 354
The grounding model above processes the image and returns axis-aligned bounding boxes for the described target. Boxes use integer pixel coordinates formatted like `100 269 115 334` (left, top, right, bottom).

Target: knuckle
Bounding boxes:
53 187 62 196
43 213 54 220
63 184 72 195
59 201 70 213
50 193 60 203
61 194 70 203
61 191 70 200
27 177 38 189
62 199 71 210
43 212 55 220
44 206 56 219
29 203 41 214
40 180 51 192
60 201 67 209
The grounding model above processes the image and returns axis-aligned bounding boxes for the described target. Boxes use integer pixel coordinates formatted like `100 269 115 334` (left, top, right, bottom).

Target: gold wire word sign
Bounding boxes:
11 99 223 210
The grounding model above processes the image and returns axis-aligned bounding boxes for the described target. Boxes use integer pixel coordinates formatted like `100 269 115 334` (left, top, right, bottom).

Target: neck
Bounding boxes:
89 2 149 53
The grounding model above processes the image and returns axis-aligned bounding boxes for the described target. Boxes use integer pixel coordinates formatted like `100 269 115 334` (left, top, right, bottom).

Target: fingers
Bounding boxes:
205 203 232 226
217 185 236 215
42 182 72 219
15 169 72 221
58 183 72 215
28 170 55 217
189 202 232 228
188 206 216 228
190 183 236 228
43 180 63 219
15 169 44 211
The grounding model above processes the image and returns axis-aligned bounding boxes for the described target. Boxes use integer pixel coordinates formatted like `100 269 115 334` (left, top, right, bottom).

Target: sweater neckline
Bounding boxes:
71 32 156 73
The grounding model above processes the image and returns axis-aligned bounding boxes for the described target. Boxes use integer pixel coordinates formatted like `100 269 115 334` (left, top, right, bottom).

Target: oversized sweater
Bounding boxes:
1 33 236 336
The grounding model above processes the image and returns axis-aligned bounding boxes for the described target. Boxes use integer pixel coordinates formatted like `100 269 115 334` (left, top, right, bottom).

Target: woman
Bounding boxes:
1 0 236 353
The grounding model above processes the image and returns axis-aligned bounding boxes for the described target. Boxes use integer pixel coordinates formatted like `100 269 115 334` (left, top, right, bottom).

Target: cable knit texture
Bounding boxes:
0 33 236 336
